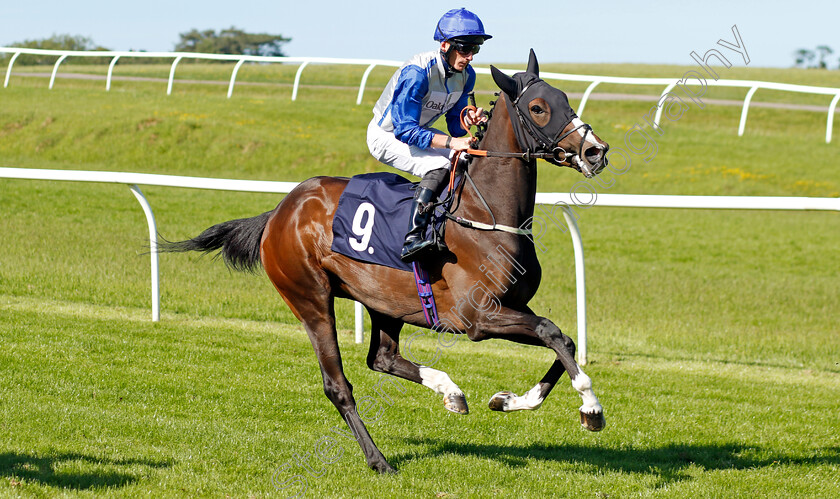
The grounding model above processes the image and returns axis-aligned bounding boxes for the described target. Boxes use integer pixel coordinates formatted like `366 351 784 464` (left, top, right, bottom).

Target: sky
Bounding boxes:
1 0 838 69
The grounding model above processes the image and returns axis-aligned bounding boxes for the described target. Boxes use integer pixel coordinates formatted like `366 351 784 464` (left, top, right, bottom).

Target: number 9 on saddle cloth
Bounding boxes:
331 171 456 272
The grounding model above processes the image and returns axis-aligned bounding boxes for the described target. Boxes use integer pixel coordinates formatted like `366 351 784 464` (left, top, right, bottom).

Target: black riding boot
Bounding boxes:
400 187 437 262
400 168 450 263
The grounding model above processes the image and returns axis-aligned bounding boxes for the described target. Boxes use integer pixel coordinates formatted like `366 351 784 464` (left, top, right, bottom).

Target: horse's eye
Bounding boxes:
530 105 544 114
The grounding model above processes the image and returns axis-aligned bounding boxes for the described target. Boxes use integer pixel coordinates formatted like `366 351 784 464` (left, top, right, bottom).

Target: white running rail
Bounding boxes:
1 46 399 104
2 167 838 365
3 47 840 142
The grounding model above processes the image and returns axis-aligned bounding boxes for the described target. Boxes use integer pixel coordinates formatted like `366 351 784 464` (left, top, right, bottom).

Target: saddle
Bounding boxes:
331 172 457 271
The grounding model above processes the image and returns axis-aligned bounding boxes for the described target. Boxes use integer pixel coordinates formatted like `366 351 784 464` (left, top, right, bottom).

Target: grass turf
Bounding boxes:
0 296 837 497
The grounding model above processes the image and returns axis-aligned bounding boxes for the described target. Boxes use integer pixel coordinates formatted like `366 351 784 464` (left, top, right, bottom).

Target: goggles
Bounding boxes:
451 42 481 55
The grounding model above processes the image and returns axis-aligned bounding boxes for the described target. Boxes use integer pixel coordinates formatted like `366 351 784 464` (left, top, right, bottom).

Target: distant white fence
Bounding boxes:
2 167 838 365
3 47 840 143
0 46 399 105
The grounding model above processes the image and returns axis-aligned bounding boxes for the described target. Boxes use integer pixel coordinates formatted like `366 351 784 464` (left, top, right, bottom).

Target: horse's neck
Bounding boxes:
463 96 537 227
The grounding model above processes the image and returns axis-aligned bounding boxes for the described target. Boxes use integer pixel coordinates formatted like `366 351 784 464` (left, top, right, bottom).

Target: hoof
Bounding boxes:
488 391 517 412
370 460 398 474
444 393 469 414
580 410 606 431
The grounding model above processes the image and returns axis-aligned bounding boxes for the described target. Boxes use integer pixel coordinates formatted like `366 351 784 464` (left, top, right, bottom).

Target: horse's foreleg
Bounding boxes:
471 309 605 431
534 317 605 430
366 310 468 414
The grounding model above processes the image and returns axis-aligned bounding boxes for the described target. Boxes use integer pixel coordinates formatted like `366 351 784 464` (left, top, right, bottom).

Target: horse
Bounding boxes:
160 50 610 474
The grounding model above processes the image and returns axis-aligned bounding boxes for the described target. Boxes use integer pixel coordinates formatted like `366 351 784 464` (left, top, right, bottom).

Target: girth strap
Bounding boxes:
412 261 440 328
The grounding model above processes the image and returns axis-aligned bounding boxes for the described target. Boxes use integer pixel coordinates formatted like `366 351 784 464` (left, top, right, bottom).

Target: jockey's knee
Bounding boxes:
419 168 449 195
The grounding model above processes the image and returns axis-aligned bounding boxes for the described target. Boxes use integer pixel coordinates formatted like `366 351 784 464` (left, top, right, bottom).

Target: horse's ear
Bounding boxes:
491 65 518 98
527 48 539 76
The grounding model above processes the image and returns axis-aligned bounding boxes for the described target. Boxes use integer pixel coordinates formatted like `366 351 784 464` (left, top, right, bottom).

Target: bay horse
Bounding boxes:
161 50 610 474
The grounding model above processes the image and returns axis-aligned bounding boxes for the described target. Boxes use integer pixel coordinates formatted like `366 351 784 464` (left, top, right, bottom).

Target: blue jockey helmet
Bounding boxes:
433 8 492 43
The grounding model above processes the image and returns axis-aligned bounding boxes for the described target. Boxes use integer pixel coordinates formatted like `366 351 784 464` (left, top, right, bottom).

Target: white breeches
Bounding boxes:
367 120 453 177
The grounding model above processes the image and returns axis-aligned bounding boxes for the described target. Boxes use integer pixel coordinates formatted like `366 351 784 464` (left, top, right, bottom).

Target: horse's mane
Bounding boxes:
472 91 502 148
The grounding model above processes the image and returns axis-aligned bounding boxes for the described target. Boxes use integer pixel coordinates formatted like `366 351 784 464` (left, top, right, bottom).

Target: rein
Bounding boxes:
427 152 532 236
444 169 532 235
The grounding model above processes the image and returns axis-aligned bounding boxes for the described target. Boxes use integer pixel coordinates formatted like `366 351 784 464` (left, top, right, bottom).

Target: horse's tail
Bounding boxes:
158 211 272 273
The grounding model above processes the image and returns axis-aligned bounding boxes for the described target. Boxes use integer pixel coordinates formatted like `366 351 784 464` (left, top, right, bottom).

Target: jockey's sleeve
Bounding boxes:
391 65 434 149
445 66 476 138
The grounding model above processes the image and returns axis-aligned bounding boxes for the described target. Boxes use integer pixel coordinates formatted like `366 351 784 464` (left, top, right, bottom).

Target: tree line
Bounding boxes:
2 28 290 65
792 45 836 69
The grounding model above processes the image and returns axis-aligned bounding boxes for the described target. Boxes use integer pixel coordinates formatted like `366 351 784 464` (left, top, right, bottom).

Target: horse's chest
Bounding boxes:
474 244 542 305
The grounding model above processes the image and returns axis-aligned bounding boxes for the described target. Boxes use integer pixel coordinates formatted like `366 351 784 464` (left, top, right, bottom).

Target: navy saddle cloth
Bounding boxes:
331 172 446 271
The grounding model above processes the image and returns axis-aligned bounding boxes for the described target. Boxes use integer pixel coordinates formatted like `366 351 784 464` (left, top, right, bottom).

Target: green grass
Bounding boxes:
1 297 837 497
1 63 838 497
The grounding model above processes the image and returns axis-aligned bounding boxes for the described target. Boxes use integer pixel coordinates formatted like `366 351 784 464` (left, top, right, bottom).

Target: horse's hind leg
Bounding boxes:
289 296 396 473
259 180 396 472
366 310 468 415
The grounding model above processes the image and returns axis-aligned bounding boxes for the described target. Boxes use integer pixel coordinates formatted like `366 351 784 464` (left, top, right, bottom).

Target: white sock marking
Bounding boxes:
571 371 603 414
503 384 544 411
419 366 463 397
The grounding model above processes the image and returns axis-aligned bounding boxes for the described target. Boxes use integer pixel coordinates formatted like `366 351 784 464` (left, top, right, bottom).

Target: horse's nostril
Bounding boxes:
584 147 602 162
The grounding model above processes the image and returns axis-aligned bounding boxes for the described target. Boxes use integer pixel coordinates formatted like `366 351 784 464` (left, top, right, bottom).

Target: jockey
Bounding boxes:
367 8 491 263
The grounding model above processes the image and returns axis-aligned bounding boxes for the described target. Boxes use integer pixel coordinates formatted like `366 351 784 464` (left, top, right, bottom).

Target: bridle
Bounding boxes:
438 88 604 235
462 83 602 178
